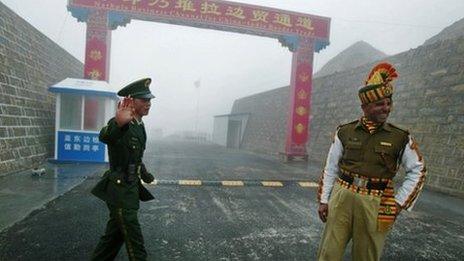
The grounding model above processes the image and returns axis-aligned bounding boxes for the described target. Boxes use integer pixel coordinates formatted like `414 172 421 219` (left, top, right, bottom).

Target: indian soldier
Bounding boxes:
317 63 426 261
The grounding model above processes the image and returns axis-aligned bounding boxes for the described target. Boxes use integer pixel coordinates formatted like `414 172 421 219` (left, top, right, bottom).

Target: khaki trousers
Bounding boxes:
317 182 389 261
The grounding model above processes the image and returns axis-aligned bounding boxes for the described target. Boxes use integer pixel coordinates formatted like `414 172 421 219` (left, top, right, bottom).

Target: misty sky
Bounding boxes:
2 0 464 135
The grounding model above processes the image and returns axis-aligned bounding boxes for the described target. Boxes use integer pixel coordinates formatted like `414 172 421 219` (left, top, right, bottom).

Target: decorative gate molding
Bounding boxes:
68 0 330 159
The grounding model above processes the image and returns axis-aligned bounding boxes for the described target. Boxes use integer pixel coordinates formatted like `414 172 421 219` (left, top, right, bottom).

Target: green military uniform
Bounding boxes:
91 78 155 261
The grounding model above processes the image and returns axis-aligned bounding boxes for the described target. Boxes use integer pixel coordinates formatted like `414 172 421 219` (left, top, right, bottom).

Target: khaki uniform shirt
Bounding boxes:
318 120 426 210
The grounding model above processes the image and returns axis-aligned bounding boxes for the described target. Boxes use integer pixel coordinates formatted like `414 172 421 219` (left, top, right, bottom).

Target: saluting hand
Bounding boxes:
115 96 134 127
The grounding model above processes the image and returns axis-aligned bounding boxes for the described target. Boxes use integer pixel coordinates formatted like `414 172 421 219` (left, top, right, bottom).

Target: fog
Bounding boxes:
3 0 464 135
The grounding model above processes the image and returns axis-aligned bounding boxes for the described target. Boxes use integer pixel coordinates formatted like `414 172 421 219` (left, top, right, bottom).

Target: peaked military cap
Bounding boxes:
358 62 398 104
117 78 155 99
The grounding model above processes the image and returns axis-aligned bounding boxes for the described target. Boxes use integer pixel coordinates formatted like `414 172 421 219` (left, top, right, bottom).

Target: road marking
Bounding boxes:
141 179 319 188
298 181 318 187
261 181 284 187
179 180 202 186
221 180 244 186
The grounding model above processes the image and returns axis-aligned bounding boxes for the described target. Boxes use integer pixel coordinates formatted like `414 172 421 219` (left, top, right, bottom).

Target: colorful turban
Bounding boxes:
358 62 398 104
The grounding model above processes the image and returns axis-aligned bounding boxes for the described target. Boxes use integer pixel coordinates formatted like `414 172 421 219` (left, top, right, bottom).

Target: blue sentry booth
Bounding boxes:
49 78 119 163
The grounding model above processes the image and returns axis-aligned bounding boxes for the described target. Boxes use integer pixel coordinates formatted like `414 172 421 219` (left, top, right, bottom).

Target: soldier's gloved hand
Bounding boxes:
140 163 155 183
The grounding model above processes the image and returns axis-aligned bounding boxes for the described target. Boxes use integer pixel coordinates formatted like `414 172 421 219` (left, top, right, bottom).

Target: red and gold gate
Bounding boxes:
68 0 330 160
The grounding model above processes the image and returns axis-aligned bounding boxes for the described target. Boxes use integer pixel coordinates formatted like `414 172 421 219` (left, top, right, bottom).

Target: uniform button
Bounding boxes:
117 179 121 184
133 146 136 149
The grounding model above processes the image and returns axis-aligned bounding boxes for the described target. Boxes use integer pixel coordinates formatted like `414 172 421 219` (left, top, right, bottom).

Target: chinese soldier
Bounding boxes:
317 63 426 261
91 78 156 261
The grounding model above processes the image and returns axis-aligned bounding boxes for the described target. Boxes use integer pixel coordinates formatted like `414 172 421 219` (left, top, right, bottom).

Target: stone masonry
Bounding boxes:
231 87 289 155
232 37 464 197
0 2 83 176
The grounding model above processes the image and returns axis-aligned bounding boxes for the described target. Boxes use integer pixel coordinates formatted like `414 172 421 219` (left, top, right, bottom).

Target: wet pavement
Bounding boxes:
0 163 106 231
143 141 319 181
0 141 463 260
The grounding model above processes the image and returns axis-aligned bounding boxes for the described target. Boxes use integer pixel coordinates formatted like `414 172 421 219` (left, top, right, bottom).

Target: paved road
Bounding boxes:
0 141 463 260
143 141 315 181
0 163 106 231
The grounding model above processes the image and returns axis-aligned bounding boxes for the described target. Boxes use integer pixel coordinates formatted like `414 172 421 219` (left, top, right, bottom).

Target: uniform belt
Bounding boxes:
110 166 123 172
339 171 389 190
109 165 140 183
109 165 140 174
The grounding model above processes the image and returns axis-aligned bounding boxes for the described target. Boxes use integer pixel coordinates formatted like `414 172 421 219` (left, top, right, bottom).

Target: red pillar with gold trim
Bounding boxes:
84 10 111 81
284 38 314 160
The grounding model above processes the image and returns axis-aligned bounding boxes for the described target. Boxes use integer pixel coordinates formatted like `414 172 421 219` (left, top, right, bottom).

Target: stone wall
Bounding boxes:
0 2 83 176
232 37 464 197
231 86 289 154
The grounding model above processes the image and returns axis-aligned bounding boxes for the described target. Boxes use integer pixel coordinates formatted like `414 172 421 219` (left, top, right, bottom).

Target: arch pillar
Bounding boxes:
83 10 111 81
281 37 315 161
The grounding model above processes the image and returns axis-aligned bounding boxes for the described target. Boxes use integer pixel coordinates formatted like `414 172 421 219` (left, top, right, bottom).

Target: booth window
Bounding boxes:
84 96 106 131
60 93 82 130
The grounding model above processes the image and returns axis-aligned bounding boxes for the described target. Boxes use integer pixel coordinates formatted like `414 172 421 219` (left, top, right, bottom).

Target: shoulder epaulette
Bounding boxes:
337 119 358 130
387 123 410 134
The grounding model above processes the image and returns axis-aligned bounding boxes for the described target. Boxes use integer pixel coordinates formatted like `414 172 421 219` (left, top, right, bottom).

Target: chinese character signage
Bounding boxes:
69 0 330 39
58 131 105 162
84 10 110 81
68 0 331 159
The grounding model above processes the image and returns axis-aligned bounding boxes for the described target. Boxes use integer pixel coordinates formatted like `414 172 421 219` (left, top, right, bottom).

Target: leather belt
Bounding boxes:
109 165 139 184
339 172 388 190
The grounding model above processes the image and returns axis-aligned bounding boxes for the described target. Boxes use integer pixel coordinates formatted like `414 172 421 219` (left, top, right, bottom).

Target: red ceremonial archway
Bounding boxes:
67 0 330 160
